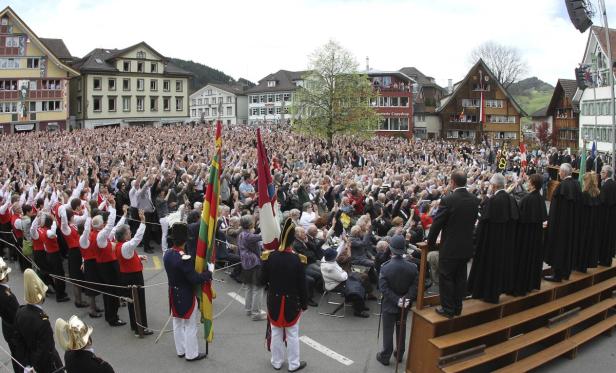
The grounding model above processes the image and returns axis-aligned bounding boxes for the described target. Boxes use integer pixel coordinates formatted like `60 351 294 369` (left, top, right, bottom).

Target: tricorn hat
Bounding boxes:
278 218 296 252
55 315 93 351
24 268 48 304
0 258 11 281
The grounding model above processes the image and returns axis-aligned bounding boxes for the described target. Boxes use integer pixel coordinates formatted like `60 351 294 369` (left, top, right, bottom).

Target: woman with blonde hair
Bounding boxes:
577 172 601 272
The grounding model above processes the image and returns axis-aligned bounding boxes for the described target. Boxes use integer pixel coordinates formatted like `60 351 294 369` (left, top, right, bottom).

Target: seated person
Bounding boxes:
292 226 323 307
320 248 369 318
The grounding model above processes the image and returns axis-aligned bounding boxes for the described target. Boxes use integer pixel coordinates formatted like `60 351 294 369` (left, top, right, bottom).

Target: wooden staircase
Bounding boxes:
407 256 616 373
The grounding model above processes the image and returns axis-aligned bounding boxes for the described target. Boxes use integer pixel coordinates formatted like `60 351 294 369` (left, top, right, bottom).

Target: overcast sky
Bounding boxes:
8 0 616 87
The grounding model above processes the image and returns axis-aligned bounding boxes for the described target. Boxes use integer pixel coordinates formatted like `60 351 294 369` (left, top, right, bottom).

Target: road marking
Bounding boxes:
152 256 161 270
299 335 354 366
228 292 246 305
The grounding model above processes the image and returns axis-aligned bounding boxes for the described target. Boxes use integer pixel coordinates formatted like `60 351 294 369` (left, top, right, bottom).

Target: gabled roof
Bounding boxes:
190 83 247 98
246 70 309 94
531 106 548 118
0 6 79 76
399 67 445 91
436 59 527 116
39 38 72 60
361 69 416 83
590 26 616 61
546 79 580 114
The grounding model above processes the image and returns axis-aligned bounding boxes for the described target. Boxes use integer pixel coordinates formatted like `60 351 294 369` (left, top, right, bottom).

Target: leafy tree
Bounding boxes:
291 40 381 146
534 121 558 149
469 41 528 89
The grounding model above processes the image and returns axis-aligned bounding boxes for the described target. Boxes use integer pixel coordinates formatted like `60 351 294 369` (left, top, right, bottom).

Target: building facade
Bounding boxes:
400 67 446 139
366 70 414 138
0 7 79 134
546 79 579 150
576 26 616 153
70 42 190 129
246 70 306 125
437 59 526 146
189 83 248 125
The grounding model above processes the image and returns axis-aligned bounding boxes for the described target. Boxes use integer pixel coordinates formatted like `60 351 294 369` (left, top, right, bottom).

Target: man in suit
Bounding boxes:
13 269 63 373
163 222 212 362
599 165 616 266
376 235 418 366
427 170 480 318
56 315 114 373
0 258 20 373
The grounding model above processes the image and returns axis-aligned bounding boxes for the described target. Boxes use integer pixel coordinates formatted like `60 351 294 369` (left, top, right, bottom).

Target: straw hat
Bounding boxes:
23 268 48 304
0 258 11 281
55 315 93 351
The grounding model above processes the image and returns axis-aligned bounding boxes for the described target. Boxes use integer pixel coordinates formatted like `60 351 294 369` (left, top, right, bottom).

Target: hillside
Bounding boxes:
510 77 554 118
169 58 255 93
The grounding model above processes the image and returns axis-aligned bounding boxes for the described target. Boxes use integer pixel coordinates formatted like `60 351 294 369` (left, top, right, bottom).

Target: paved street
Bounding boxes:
0 247 614 373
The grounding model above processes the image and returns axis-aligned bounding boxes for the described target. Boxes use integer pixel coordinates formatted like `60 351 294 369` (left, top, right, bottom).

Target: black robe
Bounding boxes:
545 177 582 279
468 190 519 304
577 192 601 272
599 178 616 266
511 190 547 296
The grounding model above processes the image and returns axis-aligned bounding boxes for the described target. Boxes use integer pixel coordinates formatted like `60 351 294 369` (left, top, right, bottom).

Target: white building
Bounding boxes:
190 83 248 125
246 70 307 125
576 26 616 153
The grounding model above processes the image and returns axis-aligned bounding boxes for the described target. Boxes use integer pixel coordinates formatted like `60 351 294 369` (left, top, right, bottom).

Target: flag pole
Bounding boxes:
598 0 616 171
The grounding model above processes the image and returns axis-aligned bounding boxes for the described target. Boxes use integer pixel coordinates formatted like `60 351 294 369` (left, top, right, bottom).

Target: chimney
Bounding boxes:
448 79 453 94
366 56 370 71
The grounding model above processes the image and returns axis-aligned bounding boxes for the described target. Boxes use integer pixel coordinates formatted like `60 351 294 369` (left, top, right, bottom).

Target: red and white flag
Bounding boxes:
519 142 527 175
256 128 280 250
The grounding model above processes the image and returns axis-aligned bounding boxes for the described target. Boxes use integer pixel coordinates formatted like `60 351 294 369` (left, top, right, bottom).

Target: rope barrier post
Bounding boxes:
131 285 144 338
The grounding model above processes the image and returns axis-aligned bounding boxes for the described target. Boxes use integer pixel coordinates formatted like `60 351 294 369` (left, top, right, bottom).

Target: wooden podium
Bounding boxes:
407 244 616 373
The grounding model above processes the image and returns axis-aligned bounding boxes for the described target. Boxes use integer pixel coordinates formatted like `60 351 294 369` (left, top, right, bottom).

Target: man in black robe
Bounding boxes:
599 165 616 266
544 163 582 282
468 173 519 304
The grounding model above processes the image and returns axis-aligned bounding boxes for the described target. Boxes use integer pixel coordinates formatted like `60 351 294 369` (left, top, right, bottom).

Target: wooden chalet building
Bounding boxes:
437 59 526 146
546 79 579 150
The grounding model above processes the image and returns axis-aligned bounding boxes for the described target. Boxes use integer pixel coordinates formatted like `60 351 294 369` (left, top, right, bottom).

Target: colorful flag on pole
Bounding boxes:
519 142 527 176
195 120 222 343
578 142 587 189
256 128 280 251
480 91 485 125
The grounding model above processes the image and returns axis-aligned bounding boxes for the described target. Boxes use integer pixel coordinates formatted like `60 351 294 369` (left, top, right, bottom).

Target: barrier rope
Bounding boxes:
0 343 24 371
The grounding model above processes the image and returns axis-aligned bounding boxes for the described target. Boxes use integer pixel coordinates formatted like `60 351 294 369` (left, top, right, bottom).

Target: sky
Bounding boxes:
6 0 616 87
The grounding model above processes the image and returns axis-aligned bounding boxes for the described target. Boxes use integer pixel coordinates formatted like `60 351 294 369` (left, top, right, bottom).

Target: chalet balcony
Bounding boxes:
28 90 63 99
374 86 412 93
0 91 19 100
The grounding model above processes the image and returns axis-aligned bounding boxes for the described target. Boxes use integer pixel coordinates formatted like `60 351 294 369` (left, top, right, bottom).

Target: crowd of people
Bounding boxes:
0 123 614 372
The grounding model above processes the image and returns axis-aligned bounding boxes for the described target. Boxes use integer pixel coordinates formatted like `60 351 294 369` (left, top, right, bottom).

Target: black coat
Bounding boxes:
427 188 480 259
512 190 547 296
163 248 211 318
260 250 307 327
378 256 418 314
599 178 616 265
0 284 18 343
468 190 519 303
13 305 63 373
577 192 601 272
65 350 115 373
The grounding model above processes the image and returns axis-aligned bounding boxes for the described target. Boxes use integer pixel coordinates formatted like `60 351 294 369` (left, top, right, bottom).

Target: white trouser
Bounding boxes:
172 305 200 359
160 217 169 254
271 322 300 370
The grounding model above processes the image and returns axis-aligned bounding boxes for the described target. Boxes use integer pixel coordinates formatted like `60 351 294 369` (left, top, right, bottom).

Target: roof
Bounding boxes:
591 26 616 61
39 38 72 60
531 106 548 118
245 70 309 94
72 42 191 76
436 59 527 116
361 69 416 83
0 6 79 77
191 83 247 98
546 79 580 114
399 67 445 90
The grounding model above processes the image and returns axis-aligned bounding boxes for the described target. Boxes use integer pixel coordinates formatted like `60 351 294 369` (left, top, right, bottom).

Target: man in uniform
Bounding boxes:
55 315 115 373
163 222 212 362
376 235 418 366
260 218 308 372
13 269 63 373
0 258 20 373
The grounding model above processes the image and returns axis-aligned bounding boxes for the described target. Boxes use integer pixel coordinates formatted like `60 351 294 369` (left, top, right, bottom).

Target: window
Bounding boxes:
192 109 197 117
204 98 209 105
175 80 183 92
0 58 19 69
29 80 37 90
123 61 130 72
26 58 39 69
275 94 281 102
212 107 217 116
41 80 60 90
226 96 232 103
150 79 158 91
251 108 259 116
122 96 131 111
163 80 170 92
227 106 232 116
5 36 19 47
163 97 170 111
390 97 399 107
136 51 146 59
204 108 210 116
267 94 274 103
76 97 82 113
150 63 157 73
123 78 130 91
137 79 144 91
260 95 266 103
400 97 409 107
93 96 102 112
275 107 281 114
379 96 390 107
137 62 144 73
260 108 266 115
250 95 258 103
175 97 183 111
136 97 144 111
150 96 158 111
267 80 276 87
0 102 18 113
191 98 196 106
415 114 426 122
0 80 17 90
108 96 116 112
267 107 274 115
462 99 480 107
485 99 504 108
93 78 101 90
108 78 116 91
29 102 36 112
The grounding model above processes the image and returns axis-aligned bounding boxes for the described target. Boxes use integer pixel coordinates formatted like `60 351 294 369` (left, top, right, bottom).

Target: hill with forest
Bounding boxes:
169 58 255 93
510 77 554 117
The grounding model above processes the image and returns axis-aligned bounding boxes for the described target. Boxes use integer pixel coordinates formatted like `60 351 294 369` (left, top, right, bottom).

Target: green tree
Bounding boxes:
291 40 381 146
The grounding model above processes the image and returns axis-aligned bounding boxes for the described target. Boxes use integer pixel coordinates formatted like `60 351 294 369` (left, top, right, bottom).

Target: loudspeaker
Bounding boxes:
565 0 593 33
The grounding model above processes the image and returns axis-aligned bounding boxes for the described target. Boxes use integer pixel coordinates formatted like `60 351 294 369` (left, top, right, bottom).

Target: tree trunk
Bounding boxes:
327 118 333 147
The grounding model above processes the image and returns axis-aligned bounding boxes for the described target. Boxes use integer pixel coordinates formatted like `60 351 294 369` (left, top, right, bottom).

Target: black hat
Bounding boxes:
323 248 337 262
170 222 188 246
389 235 407 255
279 218 296 252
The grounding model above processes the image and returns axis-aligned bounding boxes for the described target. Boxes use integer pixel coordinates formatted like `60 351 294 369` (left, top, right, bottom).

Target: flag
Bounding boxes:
480 91 485 124
578 142 587 189
591 141 598 172
519 142 527 176
256 128 280 250
196 120 222 343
